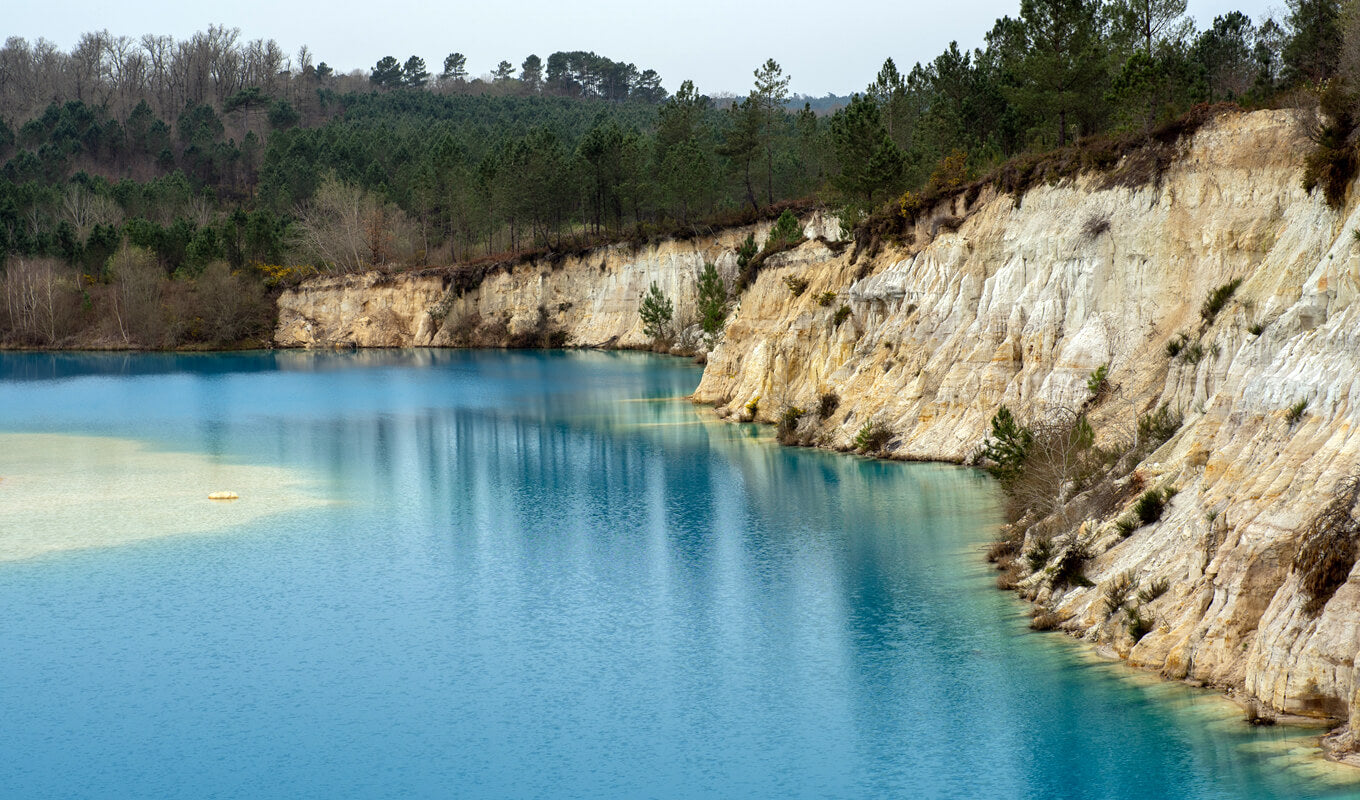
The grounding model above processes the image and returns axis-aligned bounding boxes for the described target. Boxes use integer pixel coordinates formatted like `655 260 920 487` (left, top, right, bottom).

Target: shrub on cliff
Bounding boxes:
1103 571 1138 616
1200 278 1242 323
1286 398 1309 426
1303 81 1358 209
776 406 806 444
1133 487 1174 525
1137 405 1183 452
853 420 892 454
763 210 805 254
817 392 840 419
1293 476 1360 615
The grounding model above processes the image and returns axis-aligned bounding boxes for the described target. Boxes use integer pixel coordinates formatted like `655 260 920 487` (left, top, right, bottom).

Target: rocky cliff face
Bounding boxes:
275 108 1360 747
275 215 842 351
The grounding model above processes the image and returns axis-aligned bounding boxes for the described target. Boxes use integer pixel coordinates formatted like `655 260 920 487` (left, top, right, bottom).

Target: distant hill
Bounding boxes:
788 94 853 115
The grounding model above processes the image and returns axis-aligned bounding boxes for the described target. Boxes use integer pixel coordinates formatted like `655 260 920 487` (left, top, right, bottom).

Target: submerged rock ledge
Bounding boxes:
275 108 1360 755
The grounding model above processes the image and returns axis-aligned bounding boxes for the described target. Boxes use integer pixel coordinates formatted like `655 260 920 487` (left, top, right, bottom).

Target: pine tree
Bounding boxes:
1283 0 1342 85
402 56 430 87
829 94 906 205
520 55 543 91
751 59 791 207
370 56 403 88
639 283 674 339
440 52 467 82
1010 0 1108 147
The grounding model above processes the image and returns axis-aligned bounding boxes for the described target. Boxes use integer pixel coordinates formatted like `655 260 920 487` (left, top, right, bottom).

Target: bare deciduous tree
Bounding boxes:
2 258 77 344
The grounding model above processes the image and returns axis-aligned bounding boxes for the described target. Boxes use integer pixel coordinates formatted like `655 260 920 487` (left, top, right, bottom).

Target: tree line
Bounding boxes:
1 0 1357 348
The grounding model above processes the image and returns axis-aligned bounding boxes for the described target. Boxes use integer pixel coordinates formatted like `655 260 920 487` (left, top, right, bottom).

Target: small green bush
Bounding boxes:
1201 278 1243 323
784 275 809 296
744 397 759 418
1127 608 1153 642
816 290 837 306
1052 541 1093 588
1115 515 1139 537
1087 364 1110 399
1179 341 1204 364
1137 405 1183 449
1286 398 1309 426
1026 536 1054 573
1165 333 1188 358
1248 322 1265 336
853 420 891 454
833 305 851 326
764 210 804 253
736 233 758 268
776 406 806 443
1134 488 1169 525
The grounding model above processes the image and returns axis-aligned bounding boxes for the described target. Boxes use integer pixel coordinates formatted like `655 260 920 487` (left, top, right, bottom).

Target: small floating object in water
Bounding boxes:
208 491 240 501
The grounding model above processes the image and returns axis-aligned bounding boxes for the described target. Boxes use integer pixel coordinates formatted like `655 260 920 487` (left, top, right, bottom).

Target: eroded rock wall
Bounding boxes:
275 215 843 350
697 108 1360 735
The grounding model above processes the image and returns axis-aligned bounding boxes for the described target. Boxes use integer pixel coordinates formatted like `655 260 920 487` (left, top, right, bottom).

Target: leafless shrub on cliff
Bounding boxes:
1029 609 1065 631
1082 214 1111 239
1003 409 1109 527
1293 476 1360 616
932 215 964 235
1244 699 1277 726
1103 571 1138 617
478 316 509 344
996 560 1021 590
443 311 481 344
817 392 840 420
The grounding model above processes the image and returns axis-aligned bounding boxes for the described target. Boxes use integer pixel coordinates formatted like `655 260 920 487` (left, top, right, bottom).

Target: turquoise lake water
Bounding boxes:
1 349 1358 799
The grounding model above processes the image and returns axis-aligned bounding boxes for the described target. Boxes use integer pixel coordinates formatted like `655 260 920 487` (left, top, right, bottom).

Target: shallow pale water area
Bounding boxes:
1 349 1358 799
0 433 323 561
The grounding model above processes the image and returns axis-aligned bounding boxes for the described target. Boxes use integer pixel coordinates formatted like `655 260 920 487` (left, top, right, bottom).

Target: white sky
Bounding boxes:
9 0 1281 97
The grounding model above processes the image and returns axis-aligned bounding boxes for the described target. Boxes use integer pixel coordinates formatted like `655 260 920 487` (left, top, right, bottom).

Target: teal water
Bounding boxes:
0 350 1356 799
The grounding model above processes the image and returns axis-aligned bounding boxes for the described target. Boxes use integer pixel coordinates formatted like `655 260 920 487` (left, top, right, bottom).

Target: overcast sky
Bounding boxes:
11 0 1281 97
